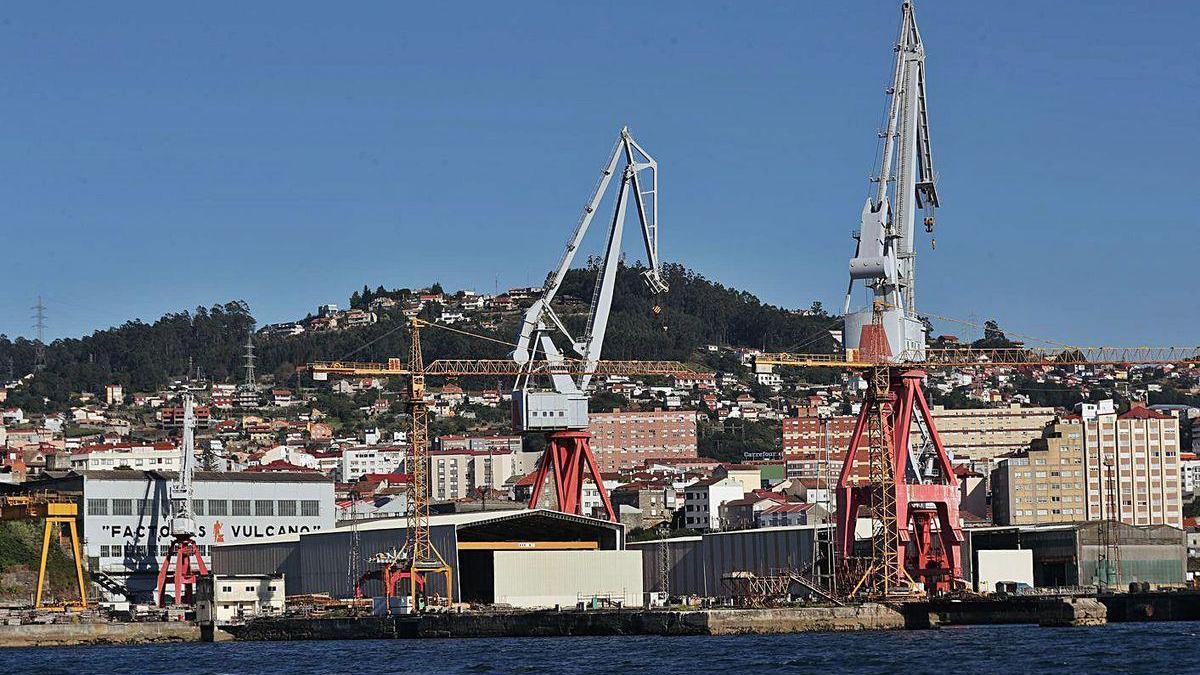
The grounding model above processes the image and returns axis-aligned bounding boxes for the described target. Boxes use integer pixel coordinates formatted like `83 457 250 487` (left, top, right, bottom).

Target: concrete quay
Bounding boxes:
226 605 907 641
0 622 199 648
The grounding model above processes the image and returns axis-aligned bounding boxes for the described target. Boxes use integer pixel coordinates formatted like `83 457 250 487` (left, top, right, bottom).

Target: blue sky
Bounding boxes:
0 1 1195 345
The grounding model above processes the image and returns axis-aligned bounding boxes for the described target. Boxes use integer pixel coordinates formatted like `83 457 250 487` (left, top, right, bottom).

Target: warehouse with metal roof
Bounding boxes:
211 508 641 608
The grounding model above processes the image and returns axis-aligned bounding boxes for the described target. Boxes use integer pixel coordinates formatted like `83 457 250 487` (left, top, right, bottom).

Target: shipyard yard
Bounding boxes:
0 0 1197 671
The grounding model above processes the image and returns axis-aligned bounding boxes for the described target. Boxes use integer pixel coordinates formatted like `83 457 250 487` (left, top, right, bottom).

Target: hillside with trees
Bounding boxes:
0 263 836 411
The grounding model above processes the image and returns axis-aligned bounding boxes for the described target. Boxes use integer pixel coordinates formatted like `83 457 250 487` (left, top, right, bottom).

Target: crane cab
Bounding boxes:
513 390 589 432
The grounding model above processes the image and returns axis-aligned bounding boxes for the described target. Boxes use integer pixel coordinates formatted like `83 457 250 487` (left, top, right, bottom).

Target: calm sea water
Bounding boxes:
4 622 1199 674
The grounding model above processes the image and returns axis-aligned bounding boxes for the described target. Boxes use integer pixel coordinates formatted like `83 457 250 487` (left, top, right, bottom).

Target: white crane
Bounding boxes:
512 126 666 432
843 1 940 362
156 392 208 606
512 126 667 519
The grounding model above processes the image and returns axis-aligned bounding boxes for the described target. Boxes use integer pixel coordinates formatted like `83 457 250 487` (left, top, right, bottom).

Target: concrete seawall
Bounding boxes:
902 597 1107 628
227 605 907 641
0 622 199 648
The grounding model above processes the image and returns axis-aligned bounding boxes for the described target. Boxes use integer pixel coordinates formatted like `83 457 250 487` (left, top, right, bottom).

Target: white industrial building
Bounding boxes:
17 470 334 602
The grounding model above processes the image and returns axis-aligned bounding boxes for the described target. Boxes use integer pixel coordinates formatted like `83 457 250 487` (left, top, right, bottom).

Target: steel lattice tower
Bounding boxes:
396 319 452 611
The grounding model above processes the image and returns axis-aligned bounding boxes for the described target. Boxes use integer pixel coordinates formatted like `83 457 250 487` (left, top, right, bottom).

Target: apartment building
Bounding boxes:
992 419 1087 525
429 447 520 502
589 409 699 473
783 403 1058 480
1080 402 1182 527
781 407 856 480
609 481 678 528
993 402 1183 528
437 434 522 455
340 445 405 482
682 476 744 531
929 404 1057 462
68 442 181 471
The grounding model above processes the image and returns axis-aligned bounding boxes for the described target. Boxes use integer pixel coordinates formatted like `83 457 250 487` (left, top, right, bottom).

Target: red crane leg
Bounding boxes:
835 368 965 595
527 430 615 521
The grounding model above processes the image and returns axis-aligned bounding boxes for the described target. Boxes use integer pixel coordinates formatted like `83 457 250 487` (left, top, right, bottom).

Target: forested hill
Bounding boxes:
0 263 836 411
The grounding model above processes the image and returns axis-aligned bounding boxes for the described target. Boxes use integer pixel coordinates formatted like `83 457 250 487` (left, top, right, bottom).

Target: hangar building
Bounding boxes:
212 509 642 608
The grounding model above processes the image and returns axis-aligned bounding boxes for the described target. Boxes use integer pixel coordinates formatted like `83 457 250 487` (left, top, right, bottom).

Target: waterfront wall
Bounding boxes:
230 604 905 641
0 622 198 648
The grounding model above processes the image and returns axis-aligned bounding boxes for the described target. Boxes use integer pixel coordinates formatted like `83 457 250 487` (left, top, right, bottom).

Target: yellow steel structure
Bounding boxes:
396 318 453 612
309 358 694 378
0 495 88 610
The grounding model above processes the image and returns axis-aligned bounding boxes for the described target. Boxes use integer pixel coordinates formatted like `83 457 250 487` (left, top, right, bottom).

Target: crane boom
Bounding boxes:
169 394 197 537
511 127 668 433
845 1 937 362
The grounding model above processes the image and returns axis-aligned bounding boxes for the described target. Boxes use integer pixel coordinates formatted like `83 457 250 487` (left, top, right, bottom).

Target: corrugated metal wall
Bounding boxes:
212 524 460 600
629 527 816 597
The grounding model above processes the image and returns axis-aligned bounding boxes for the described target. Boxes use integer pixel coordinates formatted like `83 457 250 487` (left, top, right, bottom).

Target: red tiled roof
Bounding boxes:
749 489 787 502
74 442 175 455
245 459 318 473
761 502 814 514
356 472 412 484
1119 406 1170 420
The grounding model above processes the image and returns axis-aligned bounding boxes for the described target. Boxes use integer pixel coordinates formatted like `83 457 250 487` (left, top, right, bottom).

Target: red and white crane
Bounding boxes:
512 127 667 521
156 393 209 606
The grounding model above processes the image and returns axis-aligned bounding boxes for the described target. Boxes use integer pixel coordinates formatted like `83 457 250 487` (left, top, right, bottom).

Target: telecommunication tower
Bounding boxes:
32 296 47 370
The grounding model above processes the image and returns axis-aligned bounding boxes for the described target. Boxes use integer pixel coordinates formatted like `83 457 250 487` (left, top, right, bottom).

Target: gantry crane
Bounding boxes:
770 0 1200 598
758 339 1200 597
156 392 209 606
313 128 674 523
0 494 87 610
512 126 667 521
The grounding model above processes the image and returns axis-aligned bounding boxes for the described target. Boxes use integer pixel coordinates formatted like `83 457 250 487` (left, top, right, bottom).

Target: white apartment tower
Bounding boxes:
1080 400 1182 528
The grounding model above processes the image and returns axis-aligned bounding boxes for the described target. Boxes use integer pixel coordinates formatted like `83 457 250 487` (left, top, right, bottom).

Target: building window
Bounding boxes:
112 499 133 516
278 500 297 517
193 499 205 516
232 500 251 516
136 499 151 515
255 500 275 516
301 500 320 517
88 498 108 515
209 499 228 516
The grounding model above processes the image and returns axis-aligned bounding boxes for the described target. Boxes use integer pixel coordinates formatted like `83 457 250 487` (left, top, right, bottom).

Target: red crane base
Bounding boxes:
156 537 208 607
527 430 616 521
355 565 425 600
835 368 963 594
